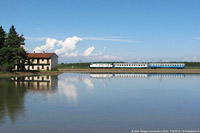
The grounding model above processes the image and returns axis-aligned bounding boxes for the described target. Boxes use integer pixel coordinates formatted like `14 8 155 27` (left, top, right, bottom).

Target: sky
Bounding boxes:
0 0 200 63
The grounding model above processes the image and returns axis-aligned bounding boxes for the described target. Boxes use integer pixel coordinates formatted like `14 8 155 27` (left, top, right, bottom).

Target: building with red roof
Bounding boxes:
15 52 58 71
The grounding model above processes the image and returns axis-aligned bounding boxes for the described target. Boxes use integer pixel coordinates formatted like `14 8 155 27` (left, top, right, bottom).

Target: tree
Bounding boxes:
3 25 28 71
0 26 6 49
0 26 6 70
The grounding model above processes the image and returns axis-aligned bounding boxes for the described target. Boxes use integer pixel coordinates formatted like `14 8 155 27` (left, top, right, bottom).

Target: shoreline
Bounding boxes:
0 68 200 77
0 71 63 77
59 68 200 74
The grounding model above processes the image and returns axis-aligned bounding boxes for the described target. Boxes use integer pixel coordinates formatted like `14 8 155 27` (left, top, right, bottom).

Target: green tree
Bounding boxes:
3 25 28 71
0 26 6 70
0 26 6 49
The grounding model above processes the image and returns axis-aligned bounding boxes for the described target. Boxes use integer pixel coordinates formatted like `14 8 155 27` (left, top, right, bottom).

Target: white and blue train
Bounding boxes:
90 63 185 69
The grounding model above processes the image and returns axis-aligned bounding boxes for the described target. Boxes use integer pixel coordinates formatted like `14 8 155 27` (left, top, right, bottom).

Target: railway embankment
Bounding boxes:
58 68 200 74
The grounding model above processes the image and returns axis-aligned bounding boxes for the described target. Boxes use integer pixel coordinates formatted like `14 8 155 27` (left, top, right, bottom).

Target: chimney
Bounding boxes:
33 51 35 53
43 51 45 54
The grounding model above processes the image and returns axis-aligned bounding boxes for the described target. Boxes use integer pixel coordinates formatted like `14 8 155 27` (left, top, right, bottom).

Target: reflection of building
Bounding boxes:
12 75 58 92
15 52 58 71
90 74 185 79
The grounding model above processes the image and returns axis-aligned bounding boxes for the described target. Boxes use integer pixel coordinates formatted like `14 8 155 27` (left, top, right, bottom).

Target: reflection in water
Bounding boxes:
12 75 58 92
0 75 58 124
0 78 26 124
57 75 96 105
1 73 200 132
90 73 185 79
58 78 78 104
57 75 80 104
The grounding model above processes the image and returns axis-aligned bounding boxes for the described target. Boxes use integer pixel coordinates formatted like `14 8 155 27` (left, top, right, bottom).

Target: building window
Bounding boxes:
47 59 49 63
32 65 34 69
42 59 44 61
42 65 44 69
37 59 40 64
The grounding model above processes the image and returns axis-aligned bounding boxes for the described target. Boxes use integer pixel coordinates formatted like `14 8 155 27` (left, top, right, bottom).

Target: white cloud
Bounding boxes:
21 45 28 51
100 55 123 60
55 36 82 56
83 46 95 56
83 36 140 43
33 38 58 52
184 56 199 62
32 35 124 61
25 36 48 42
192 56 197 62
103 47 107 52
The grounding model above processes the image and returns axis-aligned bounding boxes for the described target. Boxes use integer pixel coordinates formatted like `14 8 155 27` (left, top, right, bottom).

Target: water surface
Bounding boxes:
0 73 200 133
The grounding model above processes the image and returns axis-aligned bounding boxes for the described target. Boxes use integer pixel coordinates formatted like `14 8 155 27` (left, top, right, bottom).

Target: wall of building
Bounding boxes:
25 65 50 71
50 54 58 70
29 58 50 64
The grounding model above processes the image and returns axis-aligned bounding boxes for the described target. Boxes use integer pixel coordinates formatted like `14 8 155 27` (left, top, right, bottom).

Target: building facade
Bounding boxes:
15 52 58 71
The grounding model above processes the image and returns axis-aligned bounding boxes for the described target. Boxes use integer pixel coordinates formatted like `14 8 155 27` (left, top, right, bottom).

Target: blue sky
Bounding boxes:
0 0 200 63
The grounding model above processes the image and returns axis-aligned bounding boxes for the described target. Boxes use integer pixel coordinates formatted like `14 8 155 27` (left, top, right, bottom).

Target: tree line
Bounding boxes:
59 62 200 68
0 25 27 72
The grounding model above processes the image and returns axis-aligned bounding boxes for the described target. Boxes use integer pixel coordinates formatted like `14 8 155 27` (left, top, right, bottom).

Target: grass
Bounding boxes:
185 67 200 69
58 66 90 69
0 71 11 74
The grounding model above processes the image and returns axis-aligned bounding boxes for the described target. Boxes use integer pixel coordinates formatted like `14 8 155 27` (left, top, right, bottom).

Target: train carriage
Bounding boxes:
114 63 148 68
90 63 113 68
149 63 185 68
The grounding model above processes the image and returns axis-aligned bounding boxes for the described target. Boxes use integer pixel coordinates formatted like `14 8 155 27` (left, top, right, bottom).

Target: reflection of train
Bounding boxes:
90 63 185 69
90 74 185 79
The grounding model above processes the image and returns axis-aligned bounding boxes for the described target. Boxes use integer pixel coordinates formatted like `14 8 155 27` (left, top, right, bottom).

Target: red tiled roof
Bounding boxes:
28 53 57 58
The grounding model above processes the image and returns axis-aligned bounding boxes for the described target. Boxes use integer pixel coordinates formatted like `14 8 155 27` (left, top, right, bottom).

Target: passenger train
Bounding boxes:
90 63 185 69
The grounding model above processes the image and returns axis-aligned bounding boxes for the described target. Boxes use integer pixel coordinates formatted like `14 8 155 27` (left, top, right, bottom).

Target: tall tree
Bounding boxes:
0 26 6 70
0 26 6 49
4 25 27 71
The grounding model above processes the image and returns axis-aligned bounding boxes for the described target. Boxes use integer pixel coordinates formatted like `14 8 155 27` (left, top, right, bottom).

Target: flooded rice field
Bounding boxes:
0 73 200 133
